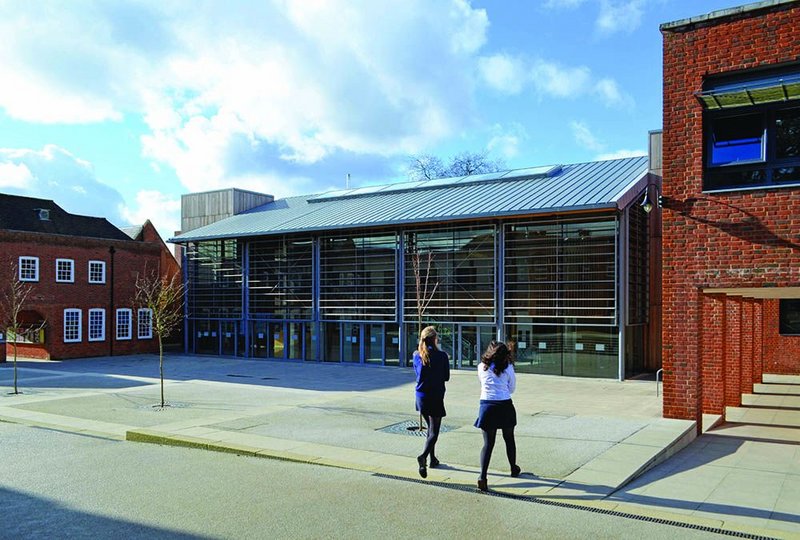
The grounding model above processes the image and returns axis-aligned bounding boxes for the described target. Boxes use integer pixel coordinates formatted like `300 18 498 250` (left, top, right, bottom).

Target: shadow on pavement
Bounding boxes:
1 487 209 539
1 354 416 392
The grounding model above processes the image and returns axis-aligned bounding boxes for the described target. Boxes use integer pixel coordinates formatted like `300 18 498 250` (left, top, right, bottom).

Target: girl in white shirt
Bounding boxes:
474 341 520 491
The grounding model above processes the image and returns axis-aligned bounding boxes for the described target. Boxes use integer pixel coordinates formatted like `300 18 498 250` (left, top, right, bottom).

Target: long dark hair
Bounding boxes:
481 341 512 376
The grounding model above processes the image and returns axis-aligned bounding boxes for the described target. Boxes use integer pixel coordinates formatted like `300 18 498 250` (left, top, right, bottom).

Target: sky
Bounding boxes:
0 0 750 244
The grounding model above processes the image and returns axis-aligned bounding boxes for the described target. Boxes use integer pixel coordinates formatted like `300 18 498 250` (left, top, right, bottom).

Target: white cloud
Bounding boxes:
0 162 34 189
542 0 644 35
595 148 646 160
531 60 592 98
487 123 528 159
121 190 182 242
478 54 525 95
0 1 490 194
597 1 644 35
542 0 588 8
478 55 631 108
570 121 605 152
0 145 127 224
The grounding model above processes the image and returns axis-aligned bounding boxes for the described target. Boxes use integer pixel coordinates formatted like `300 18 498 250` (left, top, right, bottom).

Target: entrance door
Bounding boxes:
288 322 303 359
343 322 360 363
220 321 236 356
268 322 285 358
364 324 383 365
458 325 496 368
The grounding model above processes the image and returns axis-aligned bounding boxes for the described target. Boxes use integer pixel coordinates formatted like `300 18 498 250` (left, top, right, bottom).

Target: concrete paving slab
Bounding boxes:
3 354 796 540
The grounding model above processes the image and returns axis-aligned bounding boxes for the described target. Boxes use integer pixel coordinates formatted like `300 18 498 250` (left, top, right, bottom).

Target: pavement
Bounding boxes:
1 354 799 539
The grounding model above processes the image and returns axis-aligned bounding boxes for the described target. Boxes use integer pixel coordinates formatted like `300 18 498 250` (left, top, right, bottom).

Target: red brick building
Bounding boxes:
0 194 180 360
661 1 800 427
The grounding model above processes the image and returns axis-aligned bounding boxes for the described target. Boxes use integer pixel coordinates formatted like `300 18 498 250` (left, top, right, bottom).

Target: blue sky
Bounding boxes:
0 0 747 242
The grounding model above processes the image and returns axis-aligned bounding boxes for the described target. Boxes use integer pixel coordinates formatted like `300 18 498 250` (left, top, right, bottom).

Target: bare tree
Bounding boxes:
0 259 45 395
407 154 445 181
446 150 505 177
134 269 185 408
409 246 440 336
407 150 505 181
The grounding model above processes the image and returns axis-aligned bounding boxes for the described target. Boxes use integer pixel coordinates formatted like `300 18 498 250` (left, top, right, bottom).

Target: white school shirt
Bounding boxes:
477 363 516 401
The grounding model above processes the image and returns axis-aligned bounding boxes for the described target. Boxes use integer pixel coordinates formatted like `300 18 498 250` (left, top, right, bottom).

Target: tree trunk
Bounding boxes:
12 340 18 395
159 336 164 408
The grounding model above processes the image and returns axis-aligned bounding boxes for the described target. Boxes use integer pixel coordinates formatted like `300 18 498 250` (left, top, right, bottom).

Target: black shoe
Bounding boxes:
429 457 440 468
511 464 521 478
477 478 488 492
417 456 427 479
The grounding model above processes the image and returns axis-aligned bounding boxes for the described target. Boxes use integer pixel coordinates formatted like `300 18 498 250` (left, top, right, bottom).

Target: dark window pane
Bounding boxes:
780 300 800 335
709 114 764 166
704 167 766 191
774 167 800 184
776 107 800 159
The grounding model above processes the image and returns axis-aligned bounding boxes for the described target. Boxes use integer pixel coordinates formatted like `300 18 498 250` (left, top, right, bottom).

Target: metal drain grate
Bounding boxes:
377 420 457 437
372 473 779 540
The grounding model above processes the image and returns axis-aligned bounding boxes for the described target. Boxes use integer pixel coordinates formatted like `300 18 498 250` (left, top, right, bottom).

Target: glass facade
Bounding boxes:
183 211 649 379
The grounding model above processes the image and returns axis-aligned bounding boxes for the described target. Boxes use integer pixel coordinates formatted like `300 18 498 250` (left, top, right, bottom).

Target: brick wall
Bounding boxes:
762 299 800 374
662 4 800 421
0 229 177 360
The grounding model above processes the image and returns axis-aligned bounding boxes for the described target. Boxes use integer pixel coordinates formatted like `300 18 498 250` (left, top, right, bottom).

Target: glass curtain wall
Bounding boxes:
186 240 243 354
504 216 618 378
626 203 650 376
319 231 397 364
403 225 495 326
249 237 313 320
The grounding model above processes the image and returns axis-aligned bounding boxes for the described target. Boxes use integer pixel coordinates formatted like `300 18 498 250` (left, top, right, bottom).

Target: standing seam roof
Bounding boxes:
171 156 649 242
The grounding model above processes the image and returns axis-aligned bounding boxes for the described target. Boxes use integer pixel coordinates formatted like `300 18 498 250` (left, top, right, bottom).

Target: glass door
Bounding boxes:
268 322 285 358
365 324 383 365
221 321 236 356
459 326 479 368
288 322 303 359
251 321 268 358
343 322 360 363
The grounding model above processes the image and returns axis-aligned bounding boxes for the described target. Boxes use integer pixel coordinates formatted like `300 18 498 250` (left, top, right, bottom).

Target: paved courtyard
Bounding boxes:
1 354 798 538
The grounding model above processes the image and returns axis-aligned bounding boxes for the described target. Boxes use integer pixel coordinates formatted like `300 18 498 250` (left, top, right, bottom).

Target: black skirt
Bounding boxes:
474 399 516 430
416 394 446 418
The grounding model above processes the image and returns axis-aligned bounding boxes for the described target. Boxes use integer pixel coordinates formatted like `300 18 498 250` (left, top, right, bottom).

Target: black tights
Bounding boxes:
420 416 442 462
479 427 516 480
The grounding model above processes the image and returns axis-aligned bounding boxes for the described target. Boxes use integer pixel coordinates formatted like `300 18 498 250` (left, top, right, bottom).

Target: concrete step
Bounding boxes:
726 405 800 427
753 382 800 396
763 373 800 385
741 393 800 409
708 421 800 443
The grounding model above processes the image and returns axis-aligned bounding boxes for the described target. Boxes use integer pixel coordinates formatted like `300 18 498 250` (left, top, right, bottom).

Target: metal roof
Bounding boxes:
171 156 650 243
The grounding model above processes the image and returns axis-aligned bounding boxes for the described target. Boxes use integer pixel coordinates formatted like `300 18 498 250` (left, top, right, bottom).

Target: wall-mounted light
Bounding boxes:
640 192 655 214
639 184 663 214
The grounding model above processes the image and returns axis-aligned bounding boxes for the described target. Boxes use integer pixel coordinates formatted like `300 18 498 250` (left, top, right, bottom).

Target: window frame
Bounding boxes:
779 299 800 336
88 260 106 284
55 258 75 283
19 256 39 282
63 308 82 343
704 102 800 193
88 308 106 342
137 308 153 339
116 308 132 341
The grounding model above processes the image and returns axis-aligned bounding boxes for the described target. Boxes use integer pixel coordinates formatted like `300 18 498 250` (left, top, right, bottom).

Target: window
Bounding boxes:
56 259 75 283
702 69 800 192
138 308 153 339
88 309 105 341
19 256 39 282
116 309 132 340
88 261 106 284
780 300 800 335
64 309 82 343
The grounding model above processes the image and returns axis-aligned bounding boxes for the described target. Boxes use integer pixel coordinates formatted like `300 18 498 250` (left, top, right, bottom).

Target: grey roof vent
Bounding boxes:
36 208 50 221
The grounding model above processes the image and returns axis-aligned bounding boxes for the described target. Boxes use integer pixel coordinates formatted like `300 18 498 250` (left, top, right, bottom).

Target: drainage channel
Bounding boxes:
372 473 779 540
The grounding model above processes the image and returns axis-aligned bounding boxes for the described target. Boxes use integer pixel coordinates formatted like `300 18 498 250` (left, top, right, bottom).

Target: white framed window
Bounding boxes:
19 256 39 282
137 308 153 339
88 260 106 284
88 309 105 342
56 258 75 283
116 308 132 340
63 309 82 343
